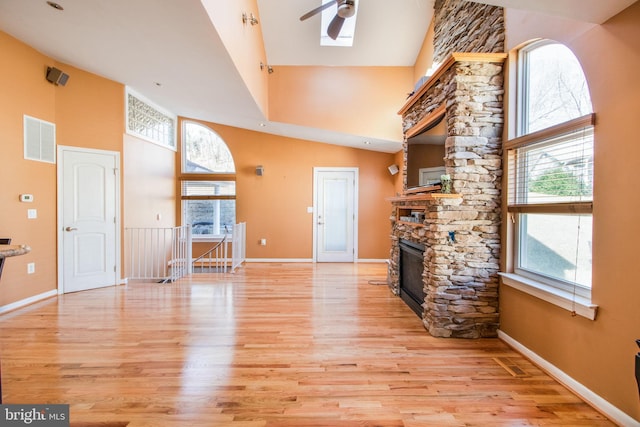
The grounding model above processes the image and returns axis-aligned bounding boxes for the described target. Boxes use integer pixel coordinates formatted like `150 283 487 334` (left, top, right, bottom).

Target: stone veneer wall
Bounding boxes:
390 59 504 338
388 0 505 339
433 0 505 64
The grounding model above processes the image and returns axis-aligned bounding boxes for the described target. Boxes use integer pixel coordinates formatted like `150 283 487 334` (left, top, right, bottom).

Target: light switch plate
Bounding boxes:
27 209 37 219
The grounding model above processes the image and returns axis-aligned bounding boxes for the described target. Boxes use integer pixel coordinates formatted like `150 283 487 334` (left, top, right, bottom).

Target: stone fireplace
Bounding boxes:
387 0 505 338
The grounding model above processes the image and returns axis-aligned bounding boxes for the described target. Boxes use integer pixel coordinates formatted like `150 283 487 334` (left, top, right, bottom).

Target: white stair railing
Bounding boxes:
192 234 228 273
125 225 191 282
191 222 246 273
231 222 246 272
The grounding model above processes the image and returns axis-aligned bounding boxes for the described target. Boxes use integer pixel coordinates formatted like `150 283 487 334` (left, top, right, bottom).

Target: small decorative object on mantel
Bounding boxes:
440 174 452 194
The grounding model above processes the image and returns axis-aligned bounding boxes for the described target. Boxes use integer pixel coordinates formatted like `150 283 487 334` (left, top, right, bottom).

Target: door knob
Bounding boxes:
65 227 78 232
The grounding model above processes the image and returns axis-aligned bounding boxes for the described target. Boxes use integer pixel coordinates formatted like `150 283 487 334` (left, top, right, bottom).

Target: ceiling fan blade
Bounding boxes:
327 14 345 40
300 0 337 21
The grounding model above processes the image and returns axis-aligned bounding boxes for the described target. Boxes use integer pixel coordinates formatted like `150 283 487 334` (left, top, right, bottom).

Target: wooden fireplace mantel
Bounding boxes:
386 193 461 203
398 51 508 118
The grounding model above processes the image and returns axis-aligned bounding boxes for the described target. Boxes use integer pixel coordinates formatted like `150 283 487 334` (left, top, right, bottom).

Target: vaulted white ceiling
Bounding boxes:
0 0 636 153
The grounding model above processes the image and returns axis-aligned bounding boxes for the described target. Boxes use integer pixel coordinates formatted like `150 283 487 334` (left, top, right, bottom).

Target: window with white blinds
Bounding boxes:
506 114 594 210
504 40 595 305
180 122 236 238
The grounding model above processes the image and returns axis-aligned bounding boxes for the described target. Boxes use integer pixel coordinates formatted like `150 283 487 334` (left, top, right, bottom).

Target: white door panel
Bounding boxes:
314 168 357 262
60 148 119 293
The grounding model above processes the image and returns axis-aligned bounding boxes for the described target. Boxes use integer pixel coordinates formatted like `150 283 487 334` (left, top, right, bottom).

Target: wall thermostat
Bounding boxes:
19 194 34 202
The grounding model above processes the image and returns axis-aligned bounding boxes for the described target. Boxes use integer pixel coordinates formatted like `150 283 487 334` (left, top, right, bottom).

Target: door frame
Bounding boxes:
56 145 121 294
312 167 359 263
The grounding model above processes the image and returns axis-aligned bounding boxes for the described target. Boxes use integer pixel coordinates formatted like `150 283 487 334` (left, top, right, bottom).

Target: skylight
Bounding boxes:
320 1 358 47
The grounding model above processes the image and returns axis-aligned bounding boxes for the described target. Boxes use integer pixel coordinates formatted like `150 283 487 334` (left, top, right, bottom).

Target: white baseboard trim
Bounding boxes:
246 259 389 264
246 258 314 263
498 330 639 427
0 289 58 315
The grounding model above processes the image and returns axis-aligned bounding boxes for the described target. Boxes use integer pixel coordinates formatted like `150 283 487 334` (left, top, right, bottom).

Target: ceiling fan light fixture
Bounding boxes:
337 0 356 19
46 1 64 11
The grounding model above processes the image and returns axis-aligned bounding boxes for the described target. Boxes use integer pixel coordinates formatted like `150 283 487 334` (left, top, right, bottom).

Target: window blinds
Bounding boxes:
506 114 594 210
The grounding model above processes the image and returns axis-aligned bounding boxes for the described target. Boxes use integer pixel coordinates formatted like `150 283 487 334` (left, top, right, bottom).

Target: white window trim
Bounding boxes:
500 272 597 320
505 41 597 320
516 39 556 136
191 234 231 243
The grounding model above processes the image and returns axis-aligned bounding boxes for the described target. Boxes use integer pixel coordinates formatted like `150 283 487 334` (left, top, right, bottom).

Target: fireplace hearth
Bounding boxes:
399 239 425 317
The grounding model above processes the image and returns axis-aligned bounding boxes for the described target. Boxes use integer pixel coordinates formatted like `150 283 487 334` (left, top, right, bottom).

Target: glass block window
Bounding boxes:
126 88 176 150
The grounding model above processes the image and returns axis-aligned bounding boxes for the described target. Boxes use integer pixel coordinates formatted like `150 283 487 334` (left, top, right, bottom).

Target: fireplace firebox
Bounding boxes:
399 239 425 317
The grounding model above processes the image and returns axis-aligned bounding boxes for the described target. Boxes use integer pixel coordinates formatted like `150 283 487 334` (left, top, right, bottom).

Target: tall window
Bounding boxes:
181 122 236 238
506 41 594 299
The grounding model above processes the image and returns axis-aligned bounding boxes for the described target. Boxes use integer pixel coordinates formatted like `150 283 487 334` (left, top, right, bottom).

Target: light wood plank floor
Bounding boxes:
0 263 613 426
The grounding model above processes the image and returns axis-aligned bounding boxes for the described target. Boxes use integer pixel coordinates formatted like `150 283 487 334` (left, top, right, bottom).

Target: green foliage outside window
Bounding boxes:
530 168 590 197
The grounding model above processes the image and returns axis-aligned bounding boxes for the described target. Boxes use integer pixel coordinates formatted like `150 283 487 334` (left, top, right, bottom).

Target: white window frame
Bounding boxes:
181 181 236 241
502 41 597 320
180 121 236 242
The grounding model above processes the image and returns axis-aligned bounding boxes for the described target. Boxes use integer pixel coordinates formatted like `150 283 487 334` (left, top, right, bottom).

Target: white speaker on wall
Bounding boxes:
388 164 399 175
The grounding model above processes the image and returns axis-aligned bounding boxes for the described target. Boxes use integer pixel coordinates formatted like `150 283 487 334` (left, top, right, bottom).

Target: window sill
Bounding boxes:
192 235 230 243
499 272 598 320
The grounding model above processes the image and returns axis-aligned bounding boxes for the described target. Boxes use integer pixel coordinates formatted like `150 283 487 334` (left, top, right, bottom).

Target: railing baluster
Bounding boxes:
125 225 190 282
124 223 245 281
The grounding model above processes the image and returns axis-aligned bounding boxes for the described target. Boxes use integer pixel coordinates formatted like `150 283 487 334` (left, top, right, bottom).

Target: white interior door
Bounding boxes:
314 168 358 262
58 147 119 293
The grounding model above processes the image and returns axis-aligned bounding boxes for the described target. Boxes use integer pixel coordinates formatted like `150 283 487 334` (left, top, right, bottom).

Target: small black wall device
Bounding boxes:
46 66 69 86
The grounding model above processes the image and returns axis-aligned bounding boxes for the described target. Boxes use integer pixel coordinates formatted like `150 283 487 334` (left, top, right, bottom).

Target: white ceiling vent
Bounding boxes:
24 115 56 164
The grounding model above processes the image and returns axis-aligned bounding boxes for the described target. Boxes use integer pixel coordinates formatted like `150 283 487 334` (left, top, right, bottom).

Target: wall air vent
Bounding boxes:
24 115 56 163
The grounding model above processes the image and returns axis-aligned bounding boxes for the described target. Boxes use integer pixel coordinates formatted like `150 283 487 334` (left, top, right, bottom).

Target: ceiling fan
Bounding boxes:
299 0 357 40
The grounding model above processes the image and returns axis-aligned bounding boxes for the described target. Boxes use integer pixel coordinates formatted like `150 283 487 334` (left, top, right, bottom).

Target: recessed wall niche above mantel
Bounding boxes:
405 106 446 189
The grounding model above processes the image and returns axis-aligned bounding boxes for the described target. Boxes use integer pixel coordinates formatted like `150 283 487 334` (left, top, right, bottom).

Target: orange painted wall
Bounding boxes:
500 3 640 421
123 134 176 228
413 20 435 82
182 120 397 260
201 0 268 116
54 63 123 152
269 66 411 142
0 32 125 307
0 32 56 306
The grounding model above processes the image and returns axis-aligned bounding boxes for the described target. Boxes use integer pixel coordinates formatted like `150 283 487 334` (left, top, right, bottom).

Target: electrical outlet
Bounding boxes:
27 262 35 274
260 238 267 246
